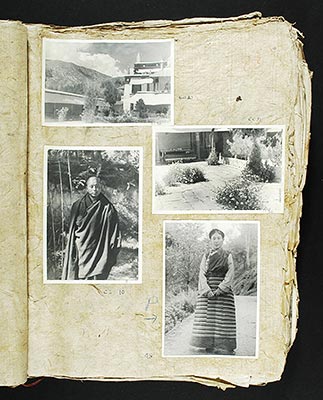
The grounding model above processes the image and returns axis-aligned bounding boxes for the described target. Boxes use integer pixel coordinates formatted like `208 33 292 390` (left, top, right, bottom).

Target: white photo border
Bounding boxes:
152 125 286 214
42 38 175 127
162 219 261 359
43 145 143 284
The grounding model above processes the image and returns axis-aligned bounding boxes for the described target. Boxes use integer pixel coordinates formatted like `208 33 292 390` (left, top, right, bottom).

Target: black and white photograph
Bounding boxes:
163 220 259 357
153 126 284 214
44 146 142 283
42 39 174 125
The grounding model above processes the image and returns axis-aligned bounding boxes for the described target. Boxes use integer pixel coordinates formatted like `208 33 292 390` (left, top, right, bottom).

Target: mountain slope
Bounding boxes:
45 59 113 95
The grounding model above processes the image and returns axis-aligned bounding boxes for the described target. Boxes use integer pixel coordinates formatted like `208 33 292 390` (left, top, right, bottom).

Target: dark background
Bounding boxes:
1 0 322 398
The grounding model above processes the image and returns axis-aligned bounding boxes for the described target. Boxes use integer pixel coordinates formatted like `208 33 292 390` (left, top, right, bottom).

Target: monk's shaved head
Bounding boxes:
86 176 101 199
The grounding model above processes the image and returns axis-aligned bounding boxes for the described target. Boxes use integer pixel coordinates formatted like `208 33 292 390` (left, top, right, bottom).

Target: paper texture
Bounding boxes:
0 21 28 386
0 13 311 388
25 14 311 388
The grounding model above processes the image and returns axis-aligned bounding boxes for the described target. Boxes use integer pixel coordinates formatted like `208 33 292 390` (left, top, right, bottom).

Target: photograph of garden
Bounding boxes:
163 221 259 357
153 126 284 213
43 39 173 125
45 148 141 282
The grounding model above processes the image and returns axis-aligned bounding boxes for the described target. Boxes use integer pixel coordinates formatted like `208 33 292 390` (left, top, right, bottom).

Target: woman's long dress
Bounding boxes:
190 249 237 353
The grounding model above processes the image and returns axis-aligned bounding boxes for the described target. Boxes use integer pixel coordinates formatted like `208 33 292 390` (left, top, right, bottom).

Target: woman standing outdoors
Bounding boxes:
190 228 237 355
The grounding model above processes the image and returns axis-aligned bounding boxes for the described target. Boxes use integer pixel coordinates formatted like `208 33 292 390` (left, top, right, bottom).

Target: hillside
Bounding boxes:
45 59 119 95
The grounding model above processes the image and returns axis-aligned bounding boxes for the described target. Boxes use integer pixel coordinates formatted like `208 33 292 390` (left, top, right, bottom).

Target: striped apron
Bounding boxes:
190 276 236 352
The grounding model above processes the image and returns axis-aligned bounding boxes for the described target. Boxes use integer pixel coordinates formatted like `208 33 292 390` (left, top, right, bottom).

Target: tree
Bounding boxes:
227 129 254 159
207 150 219 165
259 131 282 166
113 77 125 87
135 98 148 119
82 86 100 122
209 128 216 152
102 80 120 114
165 224 207 296
226 224 258 295
248 140 263 176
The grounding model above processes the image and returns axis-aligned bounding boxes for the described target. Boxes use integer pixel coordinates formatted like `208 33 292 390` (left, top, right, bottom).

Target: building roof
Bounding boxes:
130 77 154 85
45 89 86 105
45 89 105 106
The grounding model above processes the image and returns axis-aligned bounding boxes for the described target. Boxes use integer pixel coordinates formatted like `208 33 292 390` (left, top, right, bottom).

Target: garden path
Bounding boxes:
164 295 257 356
154 162 282 212
154 162 242 211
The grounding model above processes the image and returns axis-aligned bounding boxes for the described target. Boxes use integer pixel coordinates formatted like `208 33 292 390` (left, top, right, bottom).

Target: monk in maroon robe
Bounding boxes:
62 176 121 280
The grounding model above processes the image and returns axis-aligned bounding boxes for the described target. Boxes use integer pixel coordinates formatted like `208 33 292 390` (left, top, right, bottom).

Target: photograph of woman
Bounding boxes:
190 228 236 355
163 221 259 357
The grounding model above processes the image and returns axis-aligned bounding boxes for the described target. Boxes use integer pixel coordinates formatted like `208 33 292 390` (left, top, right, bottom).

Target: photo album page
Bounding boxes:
0 13 311 388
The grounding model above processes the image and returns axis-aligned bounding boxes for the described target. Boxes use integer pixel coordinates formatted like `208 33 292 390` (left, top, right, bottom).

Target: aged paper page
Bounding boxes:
27 14 311 388
0 21 28 386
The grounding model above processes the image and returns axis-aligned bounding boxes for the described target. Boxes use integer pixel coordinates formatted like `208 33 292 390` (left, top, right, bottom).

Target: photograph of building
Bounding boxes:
153 126 284 213
44 89 106 121
155 127 232 164
123 56 171 114
43 39 173 125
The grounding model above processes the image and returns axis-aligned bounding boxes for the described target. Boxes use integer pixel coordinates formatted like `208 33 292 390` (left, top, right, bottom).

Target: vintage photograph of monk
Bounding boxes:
42 39 174 126
153 125 285 214
163 220 259 357
44 146 142 283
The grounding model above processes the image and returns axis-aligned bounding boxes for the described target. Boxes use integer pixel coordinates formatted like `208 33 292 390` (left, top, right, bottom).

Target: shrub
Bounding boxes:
163 163 183 186
102 79 120 110
103 112 140 123
163 163 206 186
215 177 261 210
99 105 110 117
56 107 69 121
81 109 96 123
207 150 219 165
155 182 166 196
241 166 262 183
165 289 197 333
242 162 276 183
248 141 263 176
135 98 148 119
233 268 257 296
258 161 276 183
46 249 64 280
242 139 277 183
